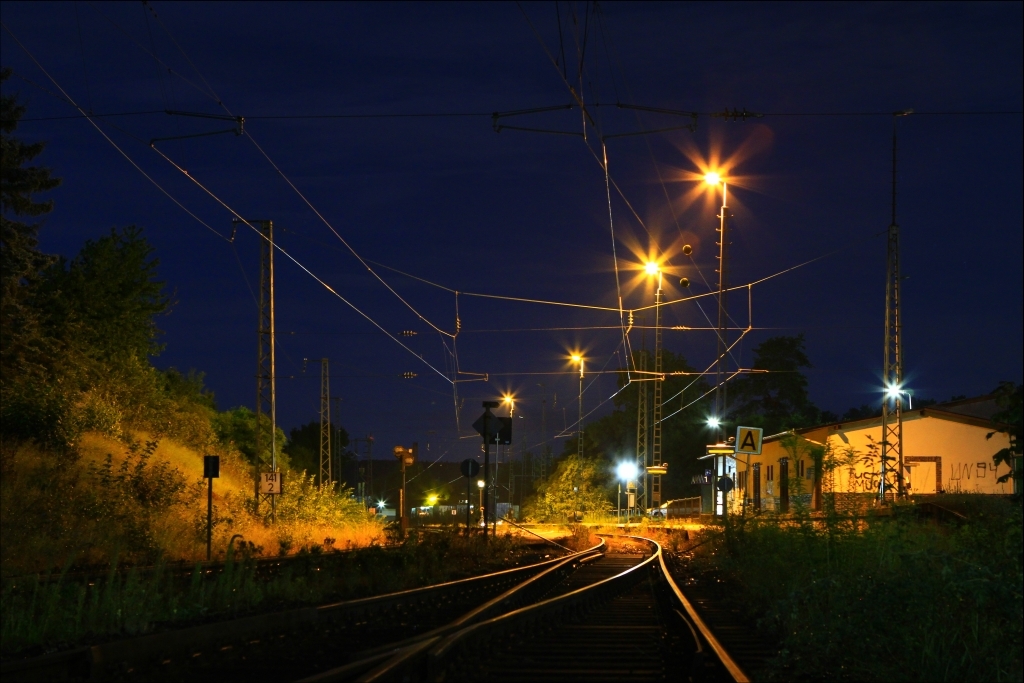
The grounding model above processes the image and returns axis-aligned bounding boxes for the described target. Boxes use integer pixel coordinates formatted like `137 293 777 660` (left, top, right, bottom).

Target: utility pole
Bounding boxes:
331 396 342 488
242 219 277 520
353 436 374 502
481 401 499 539
881 111 911 502
539 398 549 481
366 435 373 500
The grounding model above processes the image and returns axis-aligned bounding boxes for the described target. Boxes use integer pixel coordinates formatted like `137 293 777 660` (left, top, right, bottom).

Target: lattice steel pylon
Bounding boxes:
245 219 277 518
651 277 664 507
635 336 648 511
881 113 909 501
319 359 331 487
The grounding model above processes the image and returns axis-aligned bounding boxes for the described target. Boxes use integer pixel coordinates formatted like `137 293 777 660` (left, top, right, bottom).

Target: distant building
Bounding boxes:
722 395 1014 513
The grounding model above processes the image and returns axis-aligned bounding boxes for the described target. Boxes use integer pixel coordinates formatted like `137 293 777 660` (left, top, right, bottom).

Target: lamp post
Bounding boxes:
616 461 638 526
570 355 584 459
503 395 515 520
393 444 417 537
704 172 731 519
477 479 485 528
703 172 730 444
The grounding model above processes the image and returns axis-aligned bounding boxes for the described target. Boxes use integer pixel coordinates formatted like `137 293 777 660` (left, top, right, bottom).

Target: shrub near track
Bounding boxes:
686 499 1023 682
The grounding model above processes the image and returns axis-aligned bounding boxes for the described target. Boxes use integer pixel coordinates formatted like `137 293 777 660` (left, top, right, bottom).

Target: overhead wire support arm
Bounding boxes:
710 107 764 121
491 103 575 127
613 103 699 132
152 110 244 146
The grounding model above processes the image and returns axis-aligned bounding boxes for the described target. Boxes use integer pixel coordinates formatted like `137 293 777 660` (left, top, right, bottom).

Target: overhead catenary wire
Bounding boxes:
104 8 473 402
3 16 893 404
4 26 464 386
146 142 455 384
84 1 221 107
0 21 232 244
13 6 971 463
127 7 463 342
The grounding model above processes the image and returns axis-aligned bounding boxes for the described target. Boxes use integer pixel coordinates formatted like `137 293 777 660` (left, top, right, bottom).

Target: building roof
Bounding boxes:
763 394 1009 443
930 394 1003 420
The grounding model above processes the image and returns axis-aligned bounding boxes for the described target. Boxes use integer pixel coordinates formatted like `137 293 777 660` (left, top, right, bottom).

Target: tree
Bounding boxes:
526 453 611 521
212 406 288 469
729 335 821 435
285 420 350 478
34 226 169 362
988 382 1022 494
1 68 61 371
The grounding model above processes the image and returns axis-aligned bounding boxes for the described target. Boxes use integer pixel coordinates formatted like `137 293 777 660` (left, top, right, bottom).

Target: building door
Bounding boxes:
905 460 938 494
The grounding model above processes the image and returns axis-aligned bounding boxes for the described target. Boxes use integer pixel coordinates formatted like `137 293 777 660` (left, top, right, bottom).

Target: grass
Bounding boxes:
684 497 1023 682
1 432 386 575
0 528 539 659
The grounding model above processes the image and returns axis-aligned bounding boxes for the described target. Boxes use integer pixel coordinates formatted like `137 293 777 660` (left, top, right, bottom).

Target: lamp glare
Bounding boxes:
616 462 639 481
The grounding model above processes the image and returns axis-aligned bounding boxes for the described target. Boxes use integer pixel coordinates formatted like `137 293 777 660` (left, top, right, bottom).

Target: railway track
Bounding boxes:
1 541 599 682
312 535 751 683
4 535 760 682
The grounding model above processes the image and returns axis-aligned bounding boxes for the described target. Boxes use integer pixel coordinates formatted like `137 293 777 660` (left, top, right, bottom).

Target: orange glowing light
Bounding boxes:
644 261 660 275
703 171 721 185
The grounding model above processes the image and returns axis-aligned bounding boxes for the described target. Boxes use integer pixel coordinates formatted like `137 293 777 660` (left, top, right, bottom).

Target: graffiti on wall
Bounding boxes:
948 461 1001 481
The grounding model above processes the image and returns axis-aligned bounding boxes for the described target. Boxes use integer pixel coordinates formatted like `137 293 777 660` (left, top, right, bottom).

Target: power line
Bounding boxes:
1 22 232 244
12 106 1021 124
7 16 461 386
148 143 455 384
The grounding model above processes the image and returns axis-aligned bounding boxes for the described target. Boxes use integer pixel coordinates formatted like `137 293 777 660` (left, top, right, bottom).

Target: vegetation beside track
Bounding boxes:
681 496 1023 682
0 529 545 659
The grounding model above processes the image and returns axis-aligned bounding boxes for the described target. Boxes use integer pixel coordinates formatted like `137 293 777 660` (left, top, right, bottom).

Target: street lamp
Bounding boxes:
571 354 585 459
476 479 485 526
704 170 730 444
616 461 639 525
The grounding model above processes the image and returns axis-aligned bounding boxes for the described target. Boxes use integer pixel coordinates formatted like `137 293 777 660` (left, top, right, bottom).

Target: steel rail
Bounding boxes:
361 536 661 681
1 542 603 683
301 540 606 682
657 543 751 682
363 534 750 682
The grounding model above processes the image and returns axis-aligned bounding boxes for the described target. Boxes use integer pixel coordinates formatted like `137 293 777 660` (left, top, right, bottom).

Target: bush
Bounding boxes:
691 501 1023 681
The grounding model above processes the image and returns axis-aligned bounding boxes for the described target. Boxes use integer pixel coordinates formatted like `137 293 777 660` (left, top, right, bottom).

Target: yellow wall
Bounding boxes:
730 412 1013 507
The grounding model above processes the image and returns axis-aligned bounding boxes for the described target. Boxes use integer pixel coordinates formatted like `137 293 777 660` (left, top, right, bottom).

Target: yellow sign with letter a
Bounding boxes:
735 426 763 455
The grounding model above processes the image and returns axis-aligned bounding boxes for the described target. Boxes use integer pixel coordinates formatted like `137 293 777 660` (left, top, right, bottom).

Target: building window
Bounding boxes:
797 460 805 477
766 465 774 481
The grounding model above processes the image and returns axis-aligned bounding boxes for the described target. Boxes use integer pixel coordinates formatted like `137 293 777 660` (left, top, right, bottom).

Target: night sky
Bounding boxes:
2 2 1021 466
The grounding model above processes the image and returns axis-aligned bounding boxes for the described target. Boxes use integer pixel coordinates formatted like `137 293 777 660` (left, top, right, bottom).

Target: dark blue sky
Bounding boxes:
2 1 1021 465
